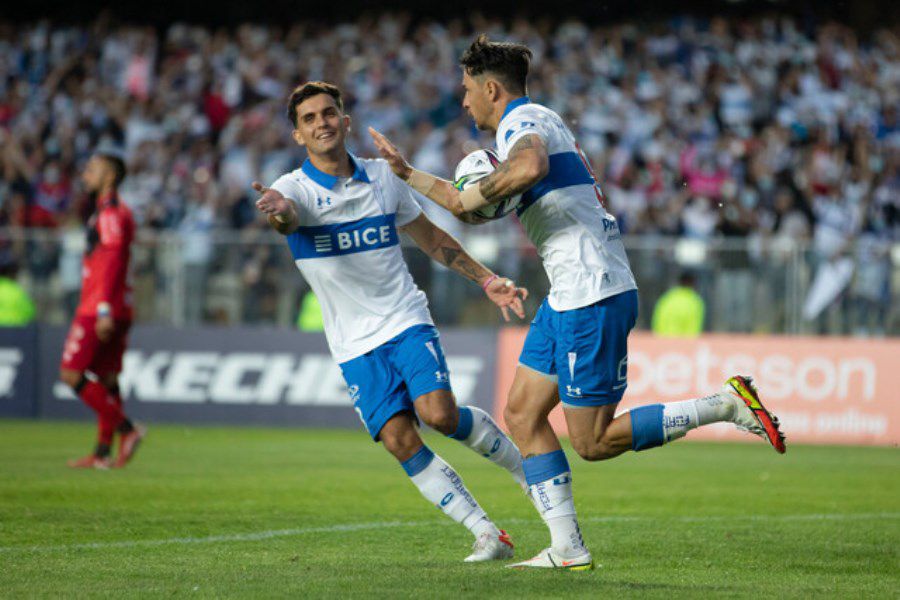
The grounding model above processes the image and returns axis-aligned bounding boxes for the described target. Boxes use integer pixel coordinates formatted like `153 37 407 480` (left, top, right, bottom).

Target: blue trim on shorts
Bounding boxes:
522 449 570 486
401 445 435 477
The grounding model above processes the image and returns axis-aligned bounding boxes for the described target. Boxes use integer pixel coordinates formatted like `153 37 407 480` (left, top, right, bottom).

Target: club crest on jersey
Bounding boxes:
504 121 537 143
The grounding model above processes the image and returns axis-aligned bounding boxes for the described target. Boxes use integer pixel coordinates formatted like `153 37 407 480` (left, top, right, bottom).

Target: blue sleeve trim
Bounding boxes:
401 445 435 477
449 406 474 440
522 449 570 486
516 152 595 216
630 404 665 451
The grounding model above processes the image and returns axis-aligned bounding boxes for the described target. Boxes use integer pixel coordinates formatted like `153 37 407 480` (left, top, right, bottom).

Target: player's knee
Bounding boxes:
59 369 82 390
504 398 535 436
571 438 615 462
100 373 119 390
421 406 457 436
380 430 419 461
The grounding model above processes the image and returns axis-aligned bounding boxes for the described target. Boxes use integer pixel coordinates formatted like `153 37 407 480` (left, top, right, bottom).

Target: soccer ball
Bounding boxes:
452 149 520 221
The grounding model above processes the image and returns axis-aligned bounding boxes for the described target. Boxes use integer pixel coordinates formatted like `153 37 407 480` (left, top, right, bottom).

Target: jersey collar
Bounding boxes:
302 154 370 189
96 190 118 209
500 96 531 123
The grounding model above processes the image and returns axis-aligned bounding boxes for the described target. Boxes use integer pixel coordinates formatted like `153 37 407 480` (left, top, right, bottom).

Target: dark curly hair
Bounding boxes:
459 34 532 95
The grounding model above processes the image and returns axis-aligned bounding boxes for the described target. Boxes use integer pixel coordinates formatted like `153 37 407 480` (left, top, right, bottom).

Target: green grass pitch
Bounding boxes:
0 420 897 598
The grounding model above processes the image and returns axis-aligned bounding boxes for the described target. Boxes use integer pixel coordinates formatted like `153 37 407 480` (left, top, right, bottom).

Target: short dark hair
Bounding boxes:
287 81 344 127
678 271 697 288
97 154 127 187
459 34 532 95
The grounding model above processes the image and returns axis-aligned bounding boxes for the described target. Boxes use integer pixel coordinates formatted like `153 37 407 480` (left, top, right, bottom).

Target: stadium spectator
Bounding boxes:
0 256 35 325
651 272 705 337
0 14 896 332
296 290 324 332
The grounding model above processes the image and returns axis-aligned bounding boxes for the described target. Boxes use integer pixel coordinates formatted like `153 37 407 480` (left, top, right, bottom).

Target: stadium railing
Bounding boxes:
5 227 898 336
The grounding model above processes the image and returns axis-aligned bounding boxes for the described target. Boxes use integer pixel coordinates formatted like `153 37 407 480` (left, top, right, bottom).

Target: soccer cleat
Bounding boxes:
464 529 514 562
67 455 112 470
725 376 786 454
114 425 147 468
507 547 594 570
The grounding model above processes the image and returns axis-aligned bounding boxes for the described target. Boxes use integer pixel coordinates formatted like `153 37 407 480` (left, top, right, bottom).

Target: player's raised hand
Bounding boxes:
252 182 290 217
368 127 412 180
253 182 297 233
484 276 528 322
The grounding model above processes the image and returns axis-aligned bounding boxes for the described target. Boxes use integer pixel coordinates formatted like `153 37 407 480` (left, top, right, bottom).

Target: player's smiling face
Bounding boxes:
461 71 492 131
292 94 351 157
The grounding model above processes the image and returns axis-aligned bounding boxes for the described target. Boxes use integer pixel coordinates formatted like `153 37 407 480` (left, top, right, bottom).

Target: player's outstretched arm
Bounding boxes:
253 182 299 235
368 127 469 216
401 213 527 321
370 128 548 217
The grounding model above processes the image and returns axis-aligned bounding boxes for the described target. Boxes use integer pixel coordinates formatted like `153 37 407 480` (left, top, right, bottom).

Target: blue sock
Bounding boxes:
630 404 665 451
448 406 474 440
522 449 570 486
400 445 435 476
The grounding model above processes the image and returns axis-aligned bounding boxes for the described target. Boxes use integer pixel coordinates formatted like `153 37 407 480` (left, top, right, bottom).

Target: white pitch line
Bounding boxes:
2 513 897 555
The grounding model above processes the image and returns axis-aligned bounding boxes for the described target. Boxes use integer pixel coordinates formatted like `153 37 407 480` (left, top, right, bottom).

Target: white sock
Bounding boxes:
451 406 526 489
404 446 498 539
529 473 587 558
662 393 736 442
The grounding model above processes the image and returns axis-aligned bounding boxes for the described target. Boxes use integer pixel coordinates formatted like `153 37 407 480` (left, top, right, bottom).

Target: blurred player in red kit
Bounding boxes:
60 151 145 469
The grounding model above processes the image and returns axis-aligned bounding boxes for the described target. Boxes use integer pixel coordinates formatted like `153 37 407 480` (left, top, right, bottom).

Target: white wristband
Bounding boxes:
407 169 439 196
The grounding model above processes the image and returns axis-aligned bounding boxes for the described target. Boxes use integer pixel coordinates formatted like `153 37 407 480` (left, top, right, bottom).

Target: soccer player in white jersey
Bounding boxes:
370 36 786 570
254 81 532 563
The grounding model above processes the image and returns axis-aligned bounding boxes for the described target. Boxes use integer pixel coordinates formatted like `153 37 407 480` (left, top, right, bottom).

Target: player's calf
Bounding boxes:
380 414 514 562
416 391 527 489
448 406 526 490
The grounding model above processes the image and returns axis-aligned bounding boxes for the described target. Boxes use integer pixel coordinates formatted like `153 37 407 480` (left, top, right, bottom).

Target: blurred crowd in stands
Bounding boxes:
0 13 897 333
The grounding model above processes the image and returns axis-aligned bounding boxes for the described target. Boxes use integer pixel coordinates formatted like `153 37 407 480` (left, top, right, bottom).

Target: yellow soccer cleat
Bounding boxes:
726 375 786 454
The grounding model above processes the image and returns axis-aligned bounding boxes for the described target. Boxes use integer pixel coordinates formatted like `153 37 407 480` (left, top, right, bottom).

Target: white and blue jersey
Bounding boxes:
496 97 637 311
497 97 639 406
271 156 451 439
271 156 433 363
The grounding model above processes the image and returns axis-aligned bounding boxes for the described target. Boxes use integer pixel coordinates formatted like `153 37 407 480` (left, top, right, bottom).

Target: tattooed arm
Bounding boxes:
401 213 492 284
401 213 527 321
476 134 549 202
369 127 548 218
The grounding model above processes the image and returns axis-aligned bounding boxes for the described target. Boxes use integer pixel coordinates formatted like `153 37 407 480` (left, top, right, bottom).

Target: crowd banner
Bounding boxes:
0 326 38 418
36 325 498 427
494 330 900 447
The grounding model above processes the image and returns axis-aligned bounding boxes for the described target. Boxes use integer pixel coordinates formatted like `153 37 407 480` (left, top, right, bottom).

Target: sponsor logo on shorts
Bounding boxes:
566 385 582 398
347 384 360 403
